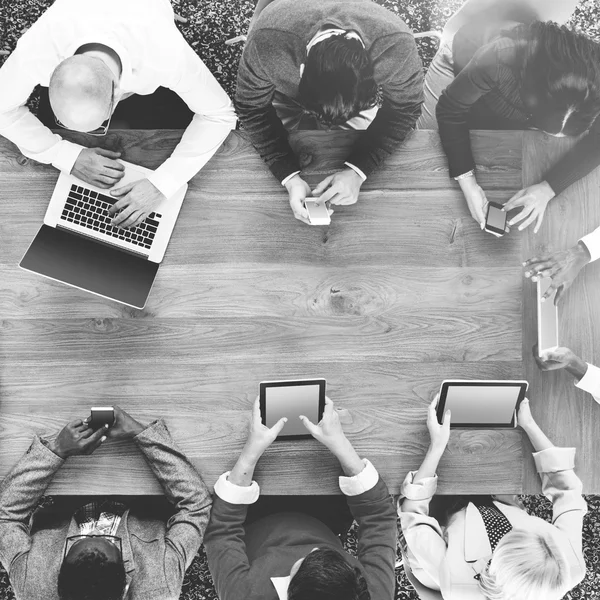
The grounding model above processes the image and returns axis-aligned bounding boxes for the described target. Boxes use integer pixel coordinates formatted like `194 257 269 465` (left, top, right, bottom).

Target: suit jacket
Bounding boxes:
398 447 588 600
0 420 211 600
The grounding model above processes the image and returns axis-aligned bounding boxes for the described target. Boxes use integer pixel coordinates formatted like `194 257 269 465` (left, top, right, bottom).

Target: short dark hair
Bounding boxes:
287 548 370 600
298 34 377 128
58 548 127 600
510 21 600 136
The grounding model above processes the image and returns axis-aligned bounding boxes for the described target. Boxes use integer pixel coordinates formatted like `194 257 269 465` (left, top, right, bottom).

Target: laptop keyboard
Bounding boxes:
61 185 162 250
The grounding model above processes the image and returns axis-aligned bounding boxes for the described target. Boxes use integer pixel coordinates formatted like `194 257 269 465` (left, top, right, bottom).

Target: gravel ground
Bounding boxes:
1 1 600 599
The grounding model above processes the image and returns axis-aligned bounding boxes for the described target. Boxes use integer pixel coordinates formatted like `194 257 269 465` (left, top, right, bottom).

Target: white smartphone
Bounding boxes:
537 277 559 356
305 200 331 225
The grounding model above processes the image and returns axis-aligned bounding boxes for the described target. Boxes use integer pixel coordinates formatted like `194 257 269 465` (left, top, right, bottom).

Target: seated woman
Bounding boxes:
420 1 600 233
398 395 587 600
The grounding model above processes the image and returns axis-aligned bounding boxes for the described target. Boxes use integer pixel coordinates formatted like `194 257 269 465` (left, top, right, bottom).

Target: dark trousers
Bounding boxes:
37 86 194 130
246 495 355 540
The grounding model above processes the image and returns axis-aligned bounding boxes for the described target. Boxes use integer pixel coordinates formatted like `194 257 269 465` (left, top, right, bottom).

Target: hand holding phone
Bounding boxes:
485 202 508 237
89 406 115 431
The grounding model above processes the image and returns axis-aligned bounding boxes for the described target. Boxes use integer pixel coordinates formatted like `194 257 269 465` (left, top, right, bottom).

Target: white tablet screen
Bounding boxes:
265 385 321 436
444 385 521 424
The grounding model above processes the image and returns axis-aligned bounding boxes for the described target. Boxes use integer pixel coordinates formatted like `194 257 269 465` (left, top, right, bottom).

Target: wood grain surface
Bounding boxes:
0 129 529 494
521 131 600 493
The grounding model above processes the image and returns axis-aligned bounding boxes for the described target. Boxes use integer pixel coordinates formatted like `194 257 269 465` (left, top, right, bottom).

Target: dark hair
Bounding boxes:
509 21 600 136
287 548 370 600
58 548 127 600
298 34 377 128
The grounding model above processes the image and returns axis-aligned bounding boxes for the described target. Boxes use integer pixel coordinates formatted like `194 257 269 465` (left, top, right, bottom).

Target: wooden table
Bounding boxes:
0 129 597 494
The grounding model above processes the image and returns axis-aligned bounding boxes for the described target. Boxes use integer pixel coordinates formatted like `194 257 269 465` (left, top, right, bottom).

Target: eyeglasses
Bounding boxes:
55 81 115 136
63 534 122 559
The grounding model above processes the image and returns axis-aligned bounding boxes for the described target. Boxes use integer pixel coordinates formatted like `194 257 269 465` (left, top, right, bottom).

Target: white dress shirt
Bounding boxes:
580 225 600 263
576 363 600 404
214 458 379 600
0 0 236 199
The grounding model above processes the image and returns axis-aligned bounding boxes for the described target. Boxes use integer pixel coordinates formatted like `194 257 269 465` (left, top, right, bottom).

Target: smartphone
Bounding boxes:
485 202 507 236
89 406 115 430
305 200 331 225
537 277 559 356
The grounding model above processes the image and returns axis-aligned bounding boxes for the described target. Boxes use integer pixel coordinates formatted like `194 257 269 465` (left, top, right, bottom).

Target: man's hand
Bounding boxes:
533 345 588 380
105 406 145 441
312 168 363 206
71 148 125 189
300 397 348 453
241 397 287 463
504 181 555 233
517 398 536 431
109 179 165 229
48 419 108 459
285 174 312 225
458 176 488 228
523 242 591 304
426 394 451 453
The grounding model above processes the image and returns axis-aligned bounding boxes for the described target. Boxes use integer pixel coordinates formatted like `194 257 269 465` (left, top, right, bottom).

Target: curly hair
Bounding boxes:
298 34 377 128
287 548 370 600
58 547 127 600
507 21 600 136
477 529 570 600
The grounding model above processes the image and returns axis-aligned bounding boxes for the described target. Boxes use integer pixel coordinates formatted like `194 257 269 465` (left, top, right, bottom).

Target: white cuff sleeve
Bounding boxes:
214 471 260 504
533 447 576 474
50 140 85 174
575 363 600 403
147 169 186 201
579 226 600 263
400 471 438 501
338 458 379 496
344 162 367 182
281 170 302 187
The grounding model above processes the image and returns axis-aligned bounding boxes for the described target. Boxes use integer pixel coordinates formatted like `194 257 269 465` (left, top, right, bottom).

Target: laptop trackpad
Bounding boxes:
20 225 159 309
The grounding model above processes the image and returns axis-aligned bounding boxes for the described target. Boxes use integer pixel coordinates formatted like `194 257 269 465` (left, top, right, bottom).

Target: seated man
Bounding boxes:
0 0 236 229
524 224 600 304
204 397 397 599
535 347 600 404
236 0 423 225
0 406 212 600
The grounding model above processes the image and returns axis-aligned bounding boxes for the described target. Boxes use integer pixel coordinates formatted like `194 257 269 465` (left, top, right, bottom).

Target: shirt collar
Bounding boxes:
306 28 365 54
271 576 291 600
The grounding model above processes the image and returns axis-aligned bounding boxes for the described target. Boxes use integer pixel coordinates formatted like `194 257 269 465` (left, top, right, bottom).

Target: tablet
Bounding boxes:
436 380 528 427
259 379 326 439
537 277 559 356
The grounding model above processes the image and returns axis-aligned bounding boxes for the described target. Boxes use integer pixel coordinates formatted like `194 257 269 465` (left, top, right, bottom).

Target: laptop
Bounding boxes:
19 160 187 309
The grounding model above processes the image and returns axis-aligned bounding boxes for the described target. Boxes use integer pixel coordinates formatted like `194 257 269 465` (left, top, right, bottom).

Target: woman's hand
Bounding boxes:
458 176 488 228
427 394 451 453
504 181 555 233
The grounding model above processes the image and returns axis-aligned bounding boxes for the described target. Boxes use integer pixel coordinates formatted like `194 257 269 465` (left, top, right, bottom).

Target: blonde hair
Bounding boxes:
478 529 570 600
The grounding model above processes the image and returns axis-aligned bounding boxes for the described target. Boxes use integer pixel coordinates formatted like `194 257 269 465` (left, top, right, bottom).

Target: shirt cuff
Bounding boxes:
338 458 379 496
400 471 438 501
146 169 186 200
50 140 85 174
579 227 600 263
575 363 600 398
344 162 367 182
214 471 260 504
281 171 301 187
533 447 576 474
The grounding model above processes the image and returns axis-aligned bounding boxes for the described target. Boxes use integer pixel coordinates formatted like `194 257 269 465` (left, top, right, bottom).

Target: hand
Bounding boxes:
426 394 451 452
312 168 363 206
300 397 347 453
109 179 165 229
517 398 536 431
48 418 109 459
105 406 145 441
504 181 555 233
523 242 591 304
458 176 488 228
71 148 125 189
241 397 287 463
533 345 588 380
285 174 312 225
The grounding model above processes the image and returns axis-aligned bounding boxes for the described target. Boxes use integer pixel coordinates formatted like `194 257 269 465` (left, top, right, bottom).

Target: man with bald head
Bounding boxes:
0 0 236 228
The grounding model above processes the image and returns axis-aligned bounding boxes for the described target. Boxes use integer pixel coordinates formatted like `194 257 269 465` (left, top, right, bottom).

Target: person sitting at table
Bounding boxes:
0 406 212 600
0 0 236 229
523 224 600 304
204 397 397 600
398 395 587 600
236 0 423 225
419 0 600 232
534 346 600 405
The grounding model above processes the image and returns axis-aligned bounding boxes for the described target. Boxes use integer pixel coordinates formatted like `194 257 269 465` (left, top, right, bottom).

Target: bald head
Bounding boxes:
49 55 114 132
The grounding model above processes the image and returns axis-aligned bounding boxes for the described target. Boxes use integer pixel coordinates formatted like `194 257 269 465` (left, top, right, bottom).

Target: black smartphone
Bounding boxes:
89 406 115 430
485 202 507 236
